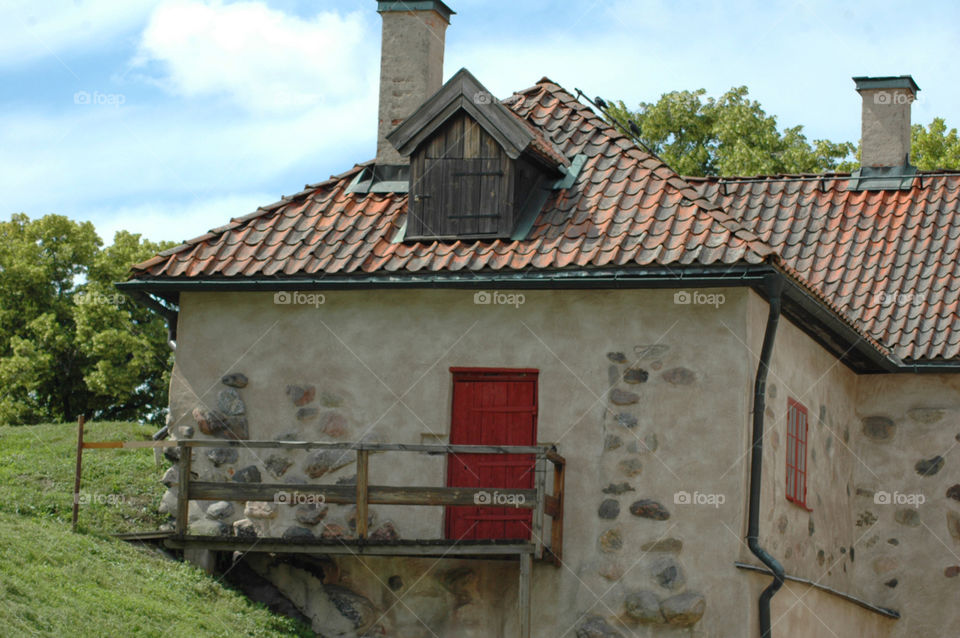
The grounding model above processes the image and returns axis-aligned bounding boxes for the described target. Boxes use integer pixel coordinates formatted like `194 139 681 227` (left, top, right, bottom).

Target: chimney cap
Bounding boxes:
853 75 920 95
377 1 455 21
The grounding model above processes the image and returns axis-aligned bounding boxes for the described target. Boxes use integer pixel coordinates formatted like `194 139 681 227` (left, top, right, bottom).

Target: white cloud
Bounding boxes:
134 0 375 113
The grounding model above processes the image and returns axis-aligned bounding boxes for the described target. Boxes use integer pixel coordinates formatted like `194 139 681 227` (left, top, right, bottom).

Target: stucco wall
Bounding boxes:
165 287 758 637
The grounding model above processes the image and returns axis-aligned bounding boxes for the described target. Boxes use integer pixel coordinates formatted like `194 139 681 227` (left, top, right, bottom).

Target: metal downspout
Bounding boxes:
747 274 785 637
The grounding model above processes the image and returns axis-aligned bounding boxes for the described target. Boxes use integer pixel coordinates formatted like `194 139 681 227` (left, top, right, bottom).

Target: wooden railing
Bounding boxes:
174 440 565 562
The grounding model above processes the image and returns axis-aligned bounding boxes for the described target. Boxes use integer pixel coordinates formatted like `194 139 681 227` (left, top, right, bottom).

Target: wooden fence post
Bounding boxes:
72 415 85 532
356 448 370 539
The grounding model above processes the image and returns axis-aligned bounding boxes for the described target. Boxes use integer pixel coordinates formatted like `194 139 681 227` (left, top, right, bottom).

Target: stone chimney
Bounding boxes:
853 75 920 168
376 1 453 165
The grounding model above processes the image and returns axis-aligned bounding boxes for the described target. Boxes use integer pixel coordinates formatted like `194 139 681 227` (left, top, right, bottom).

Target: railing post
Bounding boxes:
356 448 369 540
72 415 85 532
551 455 565 564
519 551 532 638
531 454 546 559
175 441 191 537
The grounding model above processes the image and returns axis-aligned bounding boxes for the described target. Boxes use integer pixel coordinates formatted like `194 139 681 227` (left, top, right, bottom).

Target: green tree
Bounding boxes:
911 117 960 170
606 86 856 177
0 214 174 425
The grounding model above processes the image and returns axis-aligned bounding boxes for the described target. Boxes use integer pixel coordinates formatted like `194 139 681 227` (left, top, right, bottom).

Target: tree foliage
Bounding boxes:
0 214 174 425
911 117 960 170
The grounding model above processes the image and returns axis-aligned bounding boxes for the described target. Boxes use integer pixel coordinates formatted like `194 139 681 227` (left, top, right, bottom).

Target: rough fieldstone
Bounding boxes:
192 407 248 440
623 368 649 384
323 585 378 632
305 449 355 478
206 501 234 520
604 435 623 451
894 509 920 527
207 447 239 467
322 412 348 438
660 592 705 627
347 508 375 532
296 407 319 422
885 579 898 588
641 538 682 553
189 519 230 536
857 511 877 527
369 521 400 542
295 504 328 525
602 482 634 495
286 384 316 407
388 575 404 591
264 454 293 478
618 458 643 477
217 388 245 416
576 615 624 638
607 352 627 363
661 367 695 386
611 389 640 405
634 344 669 360
947 484 960 501
651 557 685 591
616 413 638 429
629 499 670 520
856 487 875 498
599 528 623 553
948 511 960 541
282 526 314 541
598 499 620 520
177 425 194 438
887 538 899 546
907 408 944 424
221 373 248 388
915 455 945 476
945 566 960 578
625 590 663 624
321 523 349 539
161 466 178 487
233 518 257 538
862 416 895 441
817 550 826 566
159 489 177 515
233 465 261 483
244 501 277 519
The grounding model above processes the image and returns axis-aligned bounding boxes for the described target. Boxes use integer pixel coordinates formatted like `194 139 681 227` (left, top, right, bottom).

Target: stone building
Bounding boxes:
120 2 960 636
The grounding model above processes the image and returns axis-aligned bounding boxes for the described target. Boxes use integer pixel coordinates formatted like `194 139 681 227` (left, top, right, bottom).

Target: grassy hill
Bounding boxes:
0 422 312 637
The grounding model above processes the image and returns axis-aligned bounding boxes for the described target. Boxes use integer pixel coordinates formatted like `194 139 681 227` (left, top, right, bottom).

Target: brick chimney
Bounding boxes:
853 75 920 168
376 1 453 165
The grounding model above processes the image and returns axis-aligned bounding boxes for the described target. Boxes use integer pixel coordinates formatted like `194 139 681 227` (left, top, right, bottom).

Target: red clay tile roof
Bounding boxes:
690 173 960 362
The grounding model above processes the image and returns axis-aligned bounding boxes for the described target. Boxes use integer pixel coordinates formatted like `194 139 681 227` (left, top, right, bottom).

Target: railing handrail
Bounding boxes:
179 439 560 457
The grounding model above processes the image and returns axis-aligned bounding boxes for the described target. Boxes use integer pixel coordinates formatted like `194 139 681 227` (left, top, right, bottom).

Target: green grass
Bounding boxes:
0 422 313 637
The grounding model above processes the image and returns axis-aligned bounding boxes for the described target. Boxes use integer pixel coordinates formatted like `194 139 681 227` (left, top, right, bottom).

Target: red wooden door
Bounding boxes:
445 368 538 541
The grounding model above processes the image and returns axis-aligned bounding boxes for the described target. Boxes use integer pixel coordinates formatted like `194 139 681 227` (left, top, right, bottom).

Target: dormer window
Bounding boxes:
386 68 567 240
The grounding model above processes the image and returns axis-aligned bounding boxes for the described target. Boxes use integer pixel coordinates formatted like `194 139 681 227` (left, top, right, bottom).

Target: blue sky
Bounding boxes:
2 0 958 246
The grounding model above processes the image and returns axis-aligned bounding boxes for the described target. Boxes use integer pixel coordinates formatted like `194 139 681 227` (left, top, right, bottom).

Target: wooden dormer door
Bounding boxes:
445 368 538 541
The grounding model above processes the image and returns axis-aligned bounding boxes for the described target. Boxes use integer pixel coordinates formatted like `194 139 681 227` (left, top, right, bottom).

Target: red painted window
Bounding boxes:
445 368 538 541
786 399 810 509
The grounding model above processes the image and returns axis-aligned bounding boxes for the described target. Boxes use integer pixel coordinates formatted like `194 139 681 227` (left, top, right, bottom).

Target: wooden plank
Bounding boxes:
531 457 546 558
464 115 481 159
83 440 180 449
182 440 551 455
188 481 537 509
175 443 191 536
72 415 85 532
356 449 369 539
166 536 535 557
550 456 565 565
543 495 559 518
519 552 532 638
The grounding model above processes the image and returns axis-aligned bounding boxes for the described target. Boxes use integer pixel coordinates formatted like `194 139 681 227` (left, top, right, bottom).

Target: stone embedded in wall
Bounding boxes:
388 575 404 591
635 344 669 360
855 487 874 498
189 519 230 536
217 388 246 416
629 500 670 521
178 425 194 438
296 407 318 422
598 561 624 581
907 408 945 424
641 538 682 553
661 367 695 386
651 557 685 591
233 518 257 538
611 389 640 406
221 372 249 388
282 526 315 541
625 590 663 624
323 585 378 634
163 445 180 463
233 465 261 483
777 515 788 534
817 550 826 566
887 539 899 546
947 484 960 501
607 352 628 363
618 458 642 477
945 566 960 578
862 416 895 441
295 504 328 525
599 528 623 552
894 509 920 527
321 412 348 438
604 435 623 451
602 482 634 495
915 455 945 476
161 466 178 487
885 579 898 588
948 511 960 541
576 615 624 638
856 511 877 527
208 447 239 467
206 501 234 520
286 384 316 407
245 501 278 519
192 407 248 440
304 449 355 478
264 454 293 478
321 523 349 540
159 489 177 515
347 507 376 532
808 517 815 536
616 413 638 429
369 521 400 542
660 592 705 627
598 499 620 520
623 368 649 384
